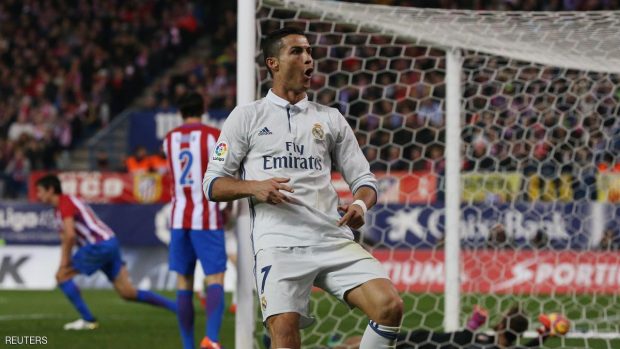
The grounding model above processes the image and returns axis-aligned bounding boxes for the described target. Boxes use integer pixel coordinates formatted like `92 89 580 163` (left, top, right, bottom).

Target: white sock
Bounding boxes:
359 320 401 349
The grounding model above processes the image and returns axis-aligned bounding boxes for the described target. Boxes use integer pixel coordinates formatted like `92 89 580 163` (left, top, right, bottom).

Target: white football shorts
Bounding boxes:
254 239 389 328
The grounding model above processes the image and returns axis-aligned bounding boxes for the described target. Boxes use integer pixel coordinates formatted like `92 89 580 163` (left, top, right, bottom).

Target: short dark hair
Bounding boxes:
261 27 307 77
36 174 62 194
176 92 204 119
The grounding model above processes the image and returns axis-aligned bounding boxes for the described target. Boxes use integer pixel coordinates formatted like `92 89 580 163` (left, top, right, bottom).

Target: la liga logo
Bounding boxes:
212 141 228 162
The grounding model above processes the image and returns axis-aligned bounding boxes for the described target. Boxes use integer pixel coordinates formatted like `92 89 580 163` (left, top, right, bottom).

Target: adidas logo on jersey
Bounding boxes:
258 127 272 136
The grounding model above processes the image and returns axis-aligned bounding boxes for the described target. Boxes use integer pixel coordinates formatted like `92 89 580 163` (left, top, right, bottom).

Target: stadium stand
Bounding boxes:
3 0 619 202
0 0 205 197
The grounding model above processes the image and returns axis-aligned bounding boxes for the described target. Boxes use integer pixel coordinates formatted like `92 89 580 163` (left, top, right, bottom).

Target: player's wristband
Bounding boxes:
352 200 367 215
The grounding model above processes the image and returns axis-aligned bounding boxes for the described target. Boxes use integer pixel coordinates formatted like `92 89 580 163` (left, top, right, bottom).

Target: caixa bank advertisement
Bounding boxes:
367 201 616 249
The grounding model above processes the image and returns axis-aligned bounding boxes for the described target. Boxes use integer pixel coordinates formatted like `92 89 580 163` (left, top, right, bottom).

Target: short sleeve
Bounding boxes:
58 196 77 219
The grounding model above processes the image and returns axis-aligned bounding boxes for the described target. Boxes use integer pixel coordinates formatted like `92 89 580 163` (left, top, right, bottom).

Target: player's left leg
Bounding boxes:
96 238 176 312
345 279 403 349
315 241 402 349
199 272 225 349
110 266 176 312
192 229 226 349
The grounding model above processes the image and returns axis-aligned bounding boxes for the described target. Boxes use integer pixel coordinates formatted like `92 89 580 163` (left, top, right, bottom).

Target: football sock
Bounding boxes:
177 290 195 349
136 289 177 312
58 279 96 322
359 320 400 349
205 284 225 342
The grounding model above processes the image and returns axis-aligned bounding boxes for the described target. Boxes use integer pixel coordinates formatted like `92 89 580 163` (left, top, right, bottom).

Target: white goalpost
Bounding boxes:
236 1 620 348
443 48 462 332
236 0 257 348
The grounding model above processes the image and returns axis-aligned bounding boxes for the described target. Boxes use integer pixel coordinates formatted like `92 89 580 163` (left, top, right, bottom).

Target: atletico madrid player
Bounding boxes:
35 175 176 331
164 91 226 349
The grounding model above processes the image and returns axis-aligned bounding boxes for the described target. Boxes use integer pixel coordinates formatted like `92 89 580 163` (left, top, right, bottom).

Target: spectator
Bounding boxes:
365 147 387 172
408 146 430 171
125 146 151 174
487 224 512 249
148 147 169 175
0 0 205 177
95 151 111 171
427 145 445 174
599 228 620 251
4 148 31 198
8 113 34 142
417 99 443 127
385 146 409 171
530 229 549 249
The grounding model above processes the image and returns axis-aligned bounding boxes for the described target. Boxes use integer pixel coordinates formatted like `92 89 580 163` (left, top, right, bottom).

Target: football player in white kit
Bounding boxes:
203 27 403 348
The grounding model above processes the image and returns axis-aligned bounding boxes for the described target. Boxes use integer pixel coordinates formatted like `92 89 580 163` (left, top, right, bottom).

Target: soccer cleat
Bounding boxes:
200 336 222 349
63 318 99 330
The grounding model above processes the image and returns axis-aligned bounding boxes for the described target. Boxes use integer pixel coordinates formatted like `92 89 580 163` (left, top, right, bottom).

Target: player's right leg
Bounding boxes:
255 246 317 349
267 312 301 348
191 229 226 349
57 249 97 330
170 228 199 349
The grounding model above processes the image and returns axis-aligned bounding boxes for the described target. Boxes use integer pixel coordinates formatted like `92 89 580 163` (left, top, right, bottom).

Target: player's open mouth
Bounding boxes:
304 68 314 78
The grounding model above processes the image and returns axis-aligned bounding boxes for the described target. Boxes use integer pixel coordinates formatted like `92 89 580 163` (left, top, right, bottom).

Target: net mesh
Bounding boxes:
255 1 620 348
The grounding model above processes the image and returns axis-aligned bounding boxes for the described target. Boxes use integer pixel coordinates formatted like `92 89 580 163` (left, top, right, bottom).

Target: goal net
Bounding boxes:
249 1 620 348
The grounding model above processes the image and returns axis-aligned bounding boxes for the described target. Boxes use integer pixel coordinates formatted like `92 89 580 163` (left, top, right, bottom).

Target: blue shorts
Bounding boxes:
72 238 124 281
169 228 227 276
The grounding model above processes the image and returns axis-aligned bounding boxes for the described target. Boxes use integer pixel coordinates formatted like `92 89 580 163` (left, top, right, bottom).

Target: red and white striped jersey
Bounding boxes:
164 122 223 230
56 195 115 247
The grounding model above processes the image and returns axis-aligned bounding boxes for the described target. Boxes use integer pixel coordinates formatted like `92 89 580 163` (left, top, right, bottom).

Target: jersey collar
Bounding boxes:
266 89 309 111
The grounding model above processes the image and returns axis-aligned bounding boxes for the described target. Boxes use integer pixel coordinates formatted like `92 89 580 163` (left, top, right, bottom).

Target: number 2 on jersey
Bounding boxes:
178 150 194 185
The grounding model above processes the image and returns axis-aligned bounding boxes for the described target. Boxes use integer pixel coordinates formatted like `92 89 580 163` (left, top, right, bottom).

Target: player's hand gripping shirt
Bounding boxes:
203 90 377 251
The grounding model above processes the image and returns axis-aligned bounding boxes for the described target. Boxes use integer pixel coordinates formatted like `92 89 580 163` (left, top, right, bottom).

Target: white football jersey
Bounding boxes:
203 90 377 252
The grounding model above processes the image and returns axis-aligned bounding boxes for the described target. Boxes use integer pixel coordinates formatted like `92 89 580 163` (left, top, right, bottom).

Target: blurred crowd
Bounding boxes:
146 3 237 118
0 0 205 197
362 0 620 11
3 0 620 200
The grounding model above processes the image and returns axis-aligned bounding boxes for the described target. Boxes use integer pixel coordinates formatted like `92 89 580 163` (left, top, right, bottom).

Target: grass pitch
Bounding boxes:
0 290 618 348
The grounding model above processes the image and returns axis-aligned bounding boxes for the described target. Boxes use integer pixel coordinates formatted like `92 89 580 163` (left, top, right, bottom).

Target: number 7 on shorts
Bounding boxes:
260 265 271 294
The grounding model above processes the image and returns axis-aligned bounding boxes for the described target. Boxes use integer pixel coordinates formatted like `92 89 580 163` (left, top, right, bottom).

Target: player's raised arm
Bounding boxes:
202 106 294 204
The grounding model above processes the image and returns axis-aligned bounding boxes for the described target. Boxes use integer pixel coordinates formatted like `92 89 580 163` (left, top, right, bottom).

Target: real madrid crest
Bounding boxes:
312 123 325 141
261 295 267 311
